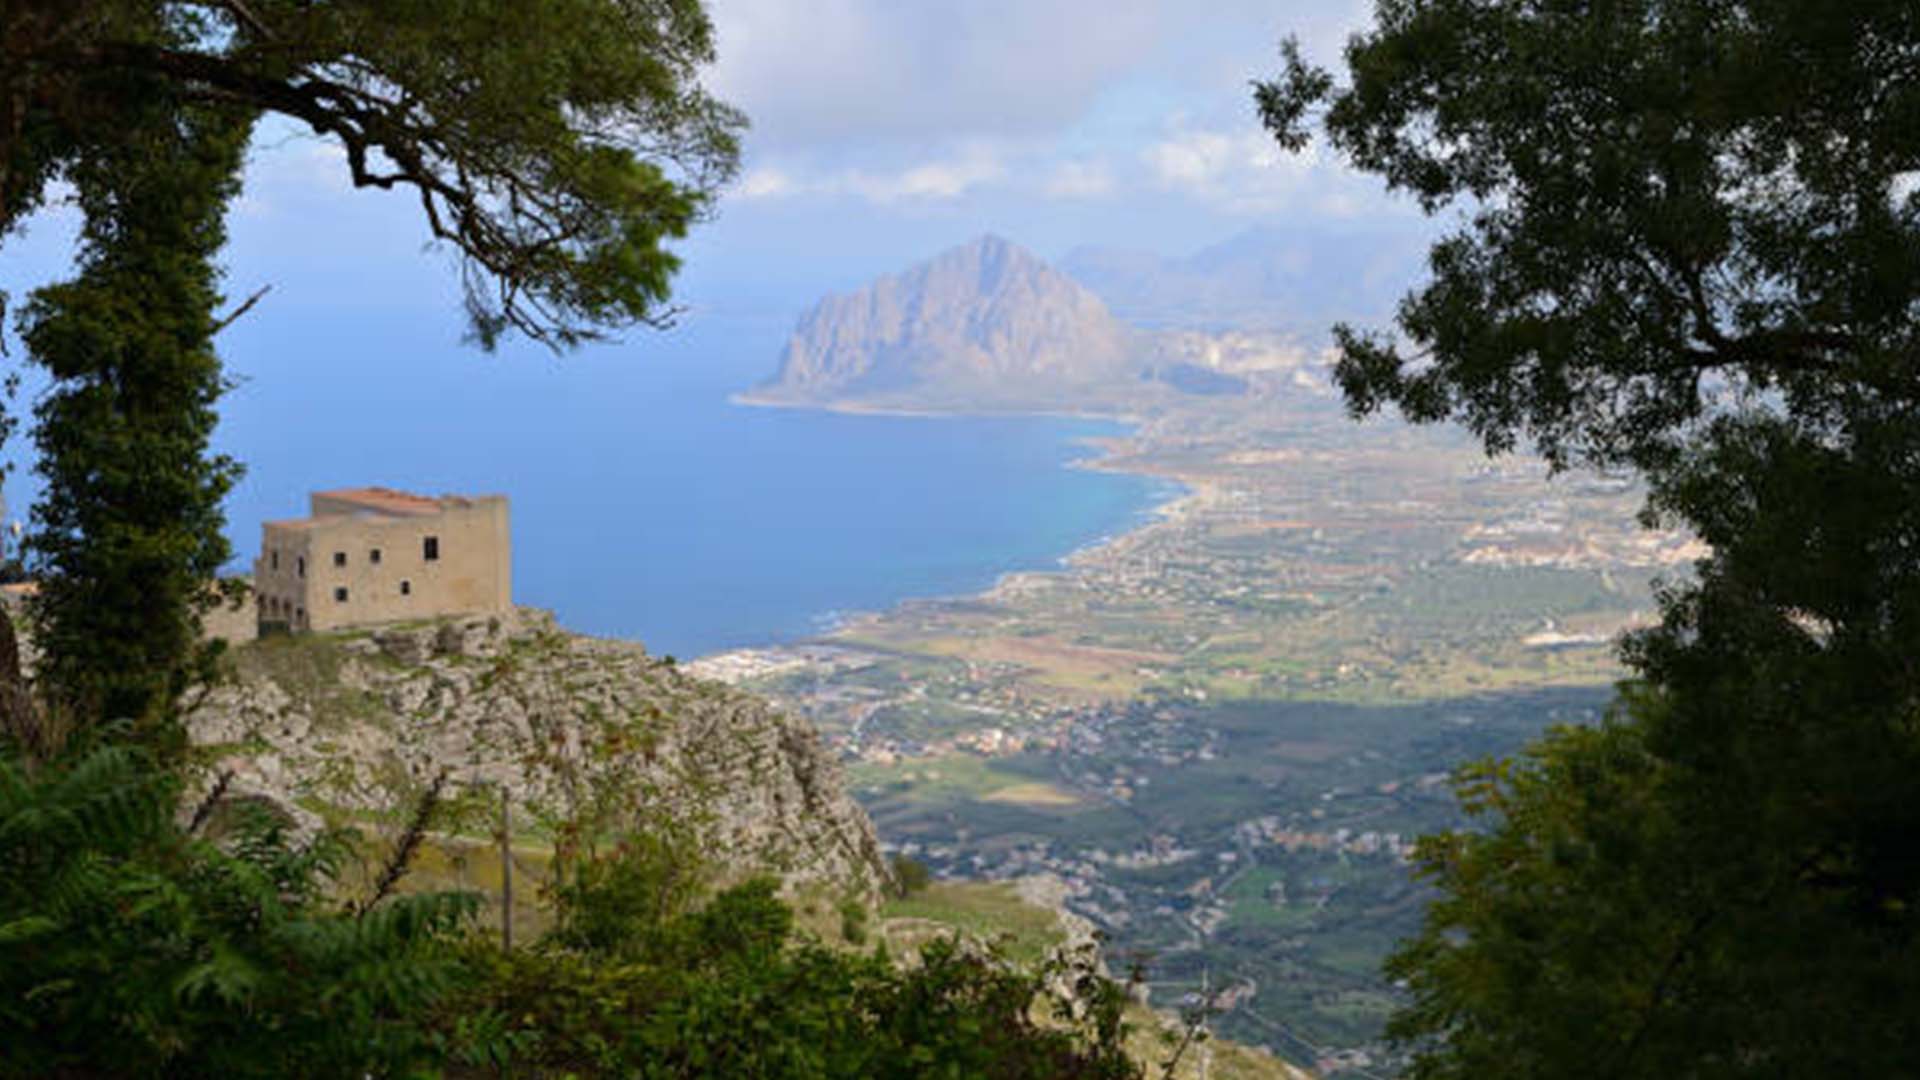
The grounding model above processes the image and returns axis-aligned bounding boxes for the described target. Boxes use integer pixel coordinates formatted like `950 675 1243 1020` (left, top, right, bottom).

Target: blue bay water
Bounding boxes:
206 313 1173 659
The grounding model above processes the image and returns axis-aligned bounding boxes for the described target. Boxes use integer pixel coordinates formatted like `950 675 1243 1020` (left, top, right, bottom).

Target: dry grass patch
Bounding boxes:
980 781 1082 808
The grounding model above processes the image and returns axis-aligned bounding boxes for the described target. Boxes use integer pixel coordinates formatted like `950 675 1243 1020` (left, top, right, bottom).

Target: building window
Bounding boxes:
297 556 305 578
334 587 349 603
295 606 304 622
370 548 382 565
400 580 411 596
423 536 440 561
270 550 279 571
333 551 346 567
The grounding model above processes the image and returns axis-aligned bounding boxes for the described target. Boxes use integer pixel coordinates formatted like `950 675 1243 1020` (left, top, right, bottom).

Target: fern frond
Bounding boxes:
174 940 263 1007
0 914 58 944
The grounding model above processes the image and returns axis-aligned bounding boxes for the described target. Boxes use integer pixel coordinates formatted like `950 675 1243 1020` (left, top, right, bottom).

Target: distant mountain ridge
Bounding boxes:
1061 225 1424 336
749 235 1142 410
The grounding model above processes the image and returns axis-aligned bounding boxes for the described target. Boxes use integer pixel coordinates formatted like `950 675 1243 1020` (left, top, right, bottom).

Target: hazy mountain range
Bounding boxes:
1060 225 1426 335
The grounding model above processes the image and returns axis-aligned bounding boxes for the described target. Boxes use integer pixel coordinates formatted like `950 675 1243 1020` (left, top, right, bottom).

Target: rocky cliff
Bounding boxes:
744 234 1353 414
749 234 1147 410
188 608 889 902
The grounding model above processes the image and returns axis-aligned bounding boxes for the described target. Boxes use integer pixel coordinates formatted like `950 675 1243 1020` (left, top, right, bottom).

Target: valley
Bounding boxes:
693 384 1684 1074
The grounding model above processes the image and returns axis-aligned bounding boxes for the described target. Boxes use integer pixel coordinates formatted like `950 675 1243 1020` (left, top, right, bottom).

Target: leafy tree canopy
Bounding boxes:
1260 0 1920 472
1262 3 1920 1075
19 83 250 742
449 855 1142 1079
3 0 743 347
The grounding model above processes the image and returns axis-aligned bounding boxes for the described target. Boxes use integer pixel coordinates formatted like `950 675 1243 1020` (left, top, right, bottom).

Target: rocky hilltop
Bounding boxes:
188 608 889 902
748 234 1340 414
748 235 1146 410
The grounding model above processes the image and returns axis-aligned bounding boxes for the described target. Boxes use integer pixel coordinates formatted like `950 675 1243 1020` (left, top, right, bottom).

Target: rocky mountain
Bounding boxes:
746 235 1146 411
188 608 889 902
745 234 1351 414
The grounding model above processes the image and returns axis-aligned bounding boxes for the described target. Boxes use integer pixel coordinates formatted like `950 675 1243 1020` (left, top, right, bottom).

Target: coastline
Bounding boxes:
729 389 1147 427
982 469 1206 606
701 392 1204 660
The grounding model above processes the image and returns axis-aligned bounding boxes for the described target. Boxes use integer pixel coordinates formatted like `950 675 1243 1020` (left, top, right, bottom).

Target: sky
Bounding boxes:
6 1 1423 341
0 1 1438 565
690 0 1428 308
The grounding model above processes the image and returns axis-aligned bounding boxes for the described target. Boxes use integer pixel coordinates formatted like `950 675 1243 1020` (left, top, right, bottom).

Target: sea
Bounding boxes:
207 312 1177 659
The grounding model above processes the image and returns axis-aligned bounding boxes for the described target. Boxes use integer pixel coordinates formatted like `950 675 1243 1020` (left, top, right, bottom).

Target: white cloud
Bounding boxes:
1145 130 1246 189
699 2 1403 222
847 151 1005 202
234 127 358 219
707 0 1166 149
1139 125 1378 217
1892 170 1920 207
1043 161 1117 200
704 0 1378 155
735 167 797 200
725 146 1007 205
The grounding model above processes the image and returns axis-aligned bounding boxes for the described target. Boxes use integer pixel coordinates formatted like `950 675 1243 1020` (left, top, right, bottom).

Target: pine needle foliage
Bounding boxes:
4 0 744 753
3 0 743 349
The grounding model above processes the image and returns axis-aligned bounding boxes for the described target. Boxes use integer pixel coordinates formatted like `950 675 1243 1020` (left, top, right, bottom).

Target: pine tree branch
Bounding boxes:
210 284 270 336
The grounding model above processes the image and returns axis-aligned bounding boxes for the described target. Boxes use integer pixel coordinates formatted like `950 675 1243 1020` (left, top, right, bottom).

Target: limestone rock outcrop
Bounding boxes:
189 608 889 902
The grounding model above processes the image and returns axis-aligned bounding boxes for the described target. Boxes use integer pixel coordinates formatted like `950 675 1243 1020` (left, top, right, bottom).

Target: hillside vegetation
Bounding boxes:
882 879 1313 1080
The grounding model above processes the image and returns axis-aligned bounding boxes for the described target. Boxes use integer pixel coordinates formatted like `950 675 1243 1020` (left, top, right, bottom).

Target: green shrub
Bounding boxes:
0 745 477 1078
434 843 1141 1078
0 748 1141 1078
838 895 870 945
889 853 933 898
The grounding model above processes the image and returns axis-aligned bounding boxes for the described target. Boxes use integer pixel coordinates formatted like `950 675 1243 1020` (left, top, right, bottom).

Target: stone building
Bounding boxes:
254 487 510 633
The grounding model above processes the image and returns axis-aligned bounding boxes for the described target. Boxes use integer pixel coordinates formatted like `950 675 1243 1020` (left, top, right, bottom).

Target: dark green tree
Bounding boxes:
1260 2 1920 1074
19 91 251 746
3 1 741 744
1260 0 1920 473
4 1 742 346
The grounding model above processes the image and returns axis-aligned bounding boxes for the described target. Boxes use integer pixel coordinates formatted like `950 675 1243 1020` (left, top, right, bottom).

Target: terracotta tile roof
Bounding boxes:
315 486 444 517
263 517 324 531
